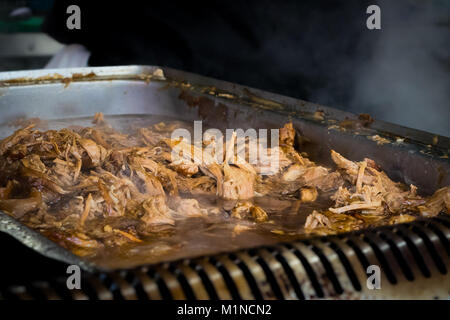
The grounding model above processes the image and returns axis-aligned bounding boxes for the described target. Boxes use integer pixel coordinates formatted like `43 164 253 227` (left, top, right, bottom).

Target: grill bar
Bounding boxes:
2 217 449 300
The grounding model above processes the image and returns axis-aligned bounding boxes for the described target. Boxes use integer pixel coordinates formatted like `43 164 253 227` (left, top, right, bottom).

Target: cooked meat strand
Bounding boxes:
222 163 255 200
279 122 295 147
79 138 108 167
113 228 142 243
419 187 450 217
141 195 175 225
329 150 423 215
230 201 268 222
171 197 207 217
305 211 331 229
329 201 382 214
80 193 93 226
0 188 42 218
0 124 35 156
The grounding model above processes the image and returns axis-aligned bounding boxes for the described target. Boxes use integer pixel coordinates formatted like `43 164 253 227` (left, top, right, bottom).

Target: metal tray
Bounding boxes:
0 66 448 273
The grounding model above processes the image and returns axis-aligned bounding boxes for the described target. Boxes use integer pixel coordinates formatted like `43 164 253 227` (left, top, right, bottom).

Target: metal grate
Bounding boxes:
2 216 449 300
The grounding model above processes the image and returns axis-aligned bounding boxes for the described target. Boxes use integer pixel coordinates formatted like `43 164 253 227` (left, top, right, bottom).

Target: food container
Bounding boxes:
0 66 448 299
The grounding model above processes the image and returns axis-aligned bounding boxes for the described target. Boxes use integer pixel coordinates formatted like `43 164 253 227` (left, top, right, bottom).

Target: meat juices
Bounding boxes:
0 114 448 261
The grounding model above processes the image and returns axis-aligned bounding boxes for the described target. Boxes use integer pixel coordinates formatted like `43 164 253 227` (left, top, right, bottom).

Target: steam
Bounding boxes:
349 0 450 137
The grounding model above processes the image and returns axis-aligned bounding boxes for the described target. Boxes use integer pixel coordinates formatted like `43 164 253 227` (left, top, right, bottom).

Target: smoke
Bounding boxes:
248 1 449 137
349 0 450 137
39 1 449 137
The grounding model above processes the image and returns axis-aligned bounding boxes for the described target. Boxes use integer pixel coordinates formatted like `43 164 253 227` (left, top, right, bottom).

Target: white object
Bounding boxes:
45 44 90 69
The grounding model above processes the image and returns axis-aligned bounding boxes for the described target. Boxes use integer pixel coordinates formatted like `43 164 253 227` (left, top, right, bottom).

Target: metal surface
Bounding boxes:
0 66 447 192
2 216 449 300
0 66 448 299
0 33 64 57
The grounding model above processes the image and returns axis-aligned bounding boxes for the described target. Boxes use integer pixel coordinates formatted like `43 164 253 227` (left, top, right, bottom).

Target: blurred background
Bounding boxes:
0 0 61 70
0 0 448 136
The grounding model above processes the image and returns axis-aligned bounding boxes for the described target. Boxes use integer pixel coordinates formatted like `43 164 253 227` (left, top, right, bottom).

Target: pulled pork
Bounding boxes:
304 150 449 234
0 117 317 255
0 115 447 255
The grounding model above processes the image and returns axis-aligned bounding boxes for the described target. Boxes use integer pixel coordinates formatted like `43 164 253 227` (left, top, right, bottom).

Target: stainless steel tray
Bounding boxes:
0 66 448 273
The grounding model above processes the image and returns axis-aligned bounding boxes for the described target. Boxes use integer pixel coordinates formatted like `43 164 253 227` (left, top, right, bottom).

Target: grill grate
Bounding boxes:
2 216 449 300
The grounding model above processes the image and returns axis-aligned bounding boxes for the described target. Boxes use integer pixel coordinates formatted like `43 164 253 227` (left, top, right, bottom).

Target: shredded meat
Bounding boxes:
305 210 331 230
230 201 268 222
222 164 255 200
0 188 42 219
279 122 295 147
419 187 450 217
303 151 449 235
329 151 428 215
0 114 447 256
140 195 175 225
171 197 208 217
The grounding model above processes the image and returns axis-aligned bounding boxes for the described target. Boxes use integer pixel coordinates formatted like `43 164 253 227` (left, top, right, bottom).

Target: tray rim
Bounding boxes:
0 65 448 272
0 65 448 148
